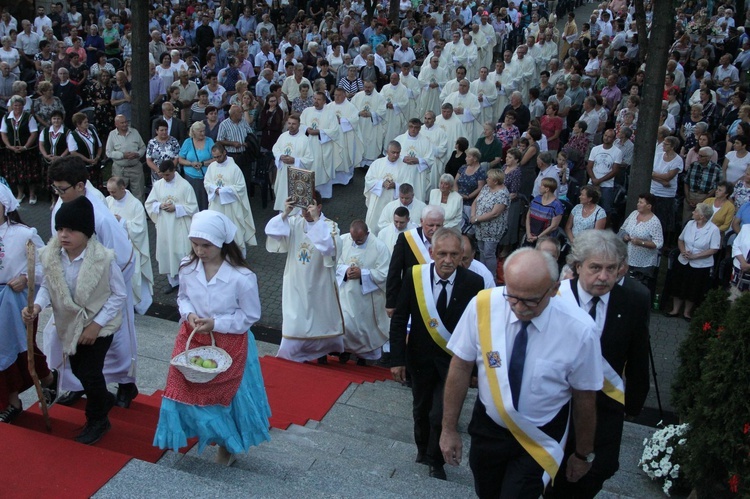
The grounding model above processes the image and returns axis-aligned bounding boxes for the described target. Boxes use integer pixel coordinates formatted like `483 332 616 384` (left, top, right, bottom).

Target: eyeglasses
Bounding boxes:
50 183 74 195
502 286 554 308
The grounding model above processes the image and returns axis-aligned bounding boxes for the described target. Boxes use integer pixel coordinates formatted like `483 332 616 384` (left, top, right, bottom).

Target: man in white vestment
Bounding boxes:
394 119 435 201
204 143 257 255
478 15 497 69
266 193 345 363
105 177 154 316
146 162 198 290
420 45 451 73
380 73 410 153
418 56 449 117
327 88 364 185
300 92 341 199
378 205 416 254
47 158 139 407
537 31 559 77
364 140 419 232
337 220 390 362
439 66 466 102
377 182 426 235
434 103 463 157
456 34 480 80
399 63 422 122
490 57 513 122
420 111 450 191
469 25 489 80
471 67 499 127
510 44 536 104
525 36 543 88
352 81 387 166
443 79 482 144
272 114 314 211
460 234 496 288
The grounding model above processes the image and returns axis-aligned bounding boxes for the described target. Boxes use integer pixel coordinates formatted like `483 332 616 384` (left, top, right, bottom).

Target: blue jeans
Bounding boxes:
600 186 615 214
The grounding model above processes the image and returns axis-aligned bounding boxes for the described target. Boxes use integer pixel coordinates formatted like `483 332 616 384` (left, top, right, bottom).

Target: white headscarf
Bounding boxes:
0 181 19 214
188 210 237 248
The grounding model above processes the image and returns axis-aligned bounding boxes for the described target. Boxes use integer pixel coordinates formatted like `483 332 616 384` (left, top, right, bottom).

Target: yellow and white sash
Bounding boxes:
404 228 431 264
601 361 625 405
412 265 452 355
476 289 568 486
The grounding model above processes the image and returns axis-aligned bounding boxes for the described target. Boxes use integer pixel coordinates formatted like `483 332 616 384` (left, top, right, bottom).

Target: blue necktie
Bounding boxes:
508 321 530 410
436 280 449 321
588 296 600 321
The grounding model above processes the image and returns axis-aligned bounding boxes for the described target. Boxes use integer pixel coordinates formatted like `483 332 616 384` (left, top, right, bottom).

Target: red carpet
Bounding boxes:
2 356 391 497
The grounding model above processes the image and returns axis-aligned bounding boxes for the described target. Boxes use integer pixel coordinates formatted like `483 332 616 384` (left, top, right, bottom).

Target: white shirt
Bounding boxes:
448 290 603 427
431 265 456 306
588 144 623 188
678 221 721 269
574 281 609 334
468 259 496 289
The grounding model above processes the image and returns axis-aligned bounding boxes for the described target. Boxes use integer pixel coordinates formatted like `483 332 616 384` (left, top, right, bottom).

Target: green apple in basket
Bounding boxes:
190 355 203 365
201 359 218 369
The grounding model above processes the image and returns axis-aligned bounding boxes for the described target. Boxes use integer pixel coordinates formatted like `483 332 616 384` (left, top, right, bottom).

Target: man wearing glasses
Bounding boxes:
440 248 602 497
46 156 140 409
683 145 722 225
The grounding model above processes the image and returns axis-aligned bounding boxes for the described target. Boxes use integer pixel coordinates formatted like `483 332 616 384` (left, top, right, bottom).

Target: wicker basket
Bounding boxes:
170 328 233 383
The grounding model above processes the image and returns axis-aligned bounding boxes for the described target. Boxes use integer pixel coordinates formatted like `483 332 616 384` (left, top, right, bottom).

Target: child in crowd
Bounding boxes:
154 211 270 466
23 196 127 445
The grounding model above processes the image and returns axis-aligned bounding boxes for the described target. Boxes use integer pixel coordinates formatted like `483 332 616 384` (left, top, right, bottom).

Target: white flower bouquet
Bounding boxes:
639 422 690 496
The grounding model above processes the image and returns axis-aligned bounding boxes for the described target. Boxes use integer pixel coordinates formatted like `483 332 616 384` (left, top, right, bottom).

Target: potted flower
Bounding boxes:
640 423 691 496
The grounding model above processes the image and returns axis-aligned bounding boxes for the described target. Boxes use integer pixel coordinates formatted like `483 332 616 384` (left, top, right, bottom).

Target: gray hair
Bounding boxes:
431 227 463 249
538 150 556 166
568 229 627 266
439 173 455 186
189 120 206 138
694 122 709 134
699 146 714 157
619 126 633 140
466 147 481 161
9 94 24 106
694 202 714 220
421 204 445 222
505 247 559 282
11 81 26 93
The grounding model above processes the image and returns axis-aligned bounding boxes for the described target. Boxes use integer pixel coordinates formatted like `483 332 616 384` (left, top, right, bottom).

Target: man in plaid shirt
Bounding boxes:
683 146 722 222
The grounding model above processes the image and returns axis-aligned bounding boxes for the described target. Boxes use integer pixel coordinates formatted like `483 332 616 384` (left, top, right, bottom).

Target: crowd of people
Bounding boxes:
1 0 750 495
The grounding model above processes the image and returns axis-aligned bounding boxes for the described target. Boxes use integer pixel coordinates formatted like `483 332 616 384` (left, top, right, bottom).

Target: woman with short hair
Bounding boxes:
177 121 214 211
1 95 39 203
471 168 510 278
429 174 463 229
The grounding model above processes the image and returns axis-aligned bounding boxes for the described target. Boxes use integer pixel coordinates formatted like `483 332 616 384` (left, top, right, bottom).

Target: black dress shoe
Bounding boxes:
0 403 22 423
429 465 447 480
415 452 427 464
317 355 328 365
75 418 111 445
338 352 351 364
115 383 139 408
356 358 367 366
57 390 85 406
43 369 59 406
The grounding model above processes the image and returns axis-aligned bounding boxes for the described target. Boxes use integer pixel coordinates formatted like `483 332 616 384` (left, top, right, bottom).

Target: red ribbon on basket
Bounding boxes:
164 322 248 406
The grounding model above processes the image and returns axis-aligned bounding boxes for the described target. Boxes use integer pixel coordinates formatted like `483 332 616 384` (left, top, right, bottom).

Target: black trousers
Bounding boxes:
468 399 569 499
68 335 114 422
547 397 625 499
406 354 451 466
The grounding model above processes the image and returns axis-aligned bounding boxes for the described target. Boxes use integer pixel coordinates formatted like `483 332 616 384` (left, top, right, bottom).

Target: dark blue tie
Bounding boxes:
588 296 600 321
508 321 530 410
436 280 449 321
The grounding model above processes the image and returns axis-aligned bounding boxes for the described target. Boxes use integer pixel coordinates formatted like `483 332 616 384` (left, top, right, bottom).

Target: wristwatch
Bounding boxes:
574 450 596 463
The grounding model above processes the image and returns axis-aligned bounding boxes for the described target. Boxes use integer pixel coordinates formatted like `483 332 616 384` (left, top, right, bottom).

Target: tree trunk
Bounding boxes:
633 0 648 65
364 0 376 22
130 0 150 148
389 1 399 28
627 0 675 215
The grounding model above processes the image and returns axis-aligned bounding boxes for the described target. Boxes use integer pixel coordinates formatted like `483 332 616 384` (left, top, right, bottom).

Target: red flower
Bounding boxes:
703 322 712 332
744 423 750 435
729 474 739 493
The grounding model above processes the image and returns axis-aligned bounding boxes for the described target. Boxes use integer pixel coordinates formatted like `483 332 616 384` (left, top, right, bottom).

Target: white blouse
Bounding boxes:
678 220 721 268
177 258 261 334
0 221 43 284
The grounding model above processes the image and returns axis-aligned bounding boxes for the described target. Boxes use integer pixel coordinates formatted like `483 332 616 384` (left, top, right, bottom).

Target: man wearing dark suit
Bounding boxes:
390 228 485 480
551 229 650 498
385 205 445 316
151 101 187 144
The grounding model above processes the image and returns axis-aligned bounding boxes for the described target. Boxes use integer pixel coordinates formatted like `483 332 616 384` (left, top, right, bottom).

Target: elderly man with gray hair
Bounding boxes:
683 145 722 223
0 61 17 101
548 229 650 497
106 114 147 200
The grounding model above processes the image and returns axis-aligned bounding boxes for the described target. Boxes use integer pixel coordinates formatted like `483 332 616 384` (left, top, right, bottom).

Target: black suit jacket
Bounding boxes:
386 227 427 309
152 116 187 144
570 278 650 417
389 264 484 368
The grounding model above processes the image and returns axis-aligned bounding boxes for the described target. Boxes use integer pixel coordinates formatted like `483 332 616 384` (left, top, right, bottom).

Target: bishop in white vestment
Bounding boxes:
271 115 315 212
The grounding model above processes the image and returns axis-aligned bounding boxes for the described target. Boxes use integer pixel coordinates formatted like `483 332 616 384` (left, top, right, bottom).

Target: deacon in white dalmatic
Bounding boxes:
300 92 341 199
364 140 419 232
271 114 314 212
327 88 364 186
336 220 390 362
379 72 410 153
204 143 257 255
146 160 198 290
266 193 344 363
105 177 154 315
352 81 387 167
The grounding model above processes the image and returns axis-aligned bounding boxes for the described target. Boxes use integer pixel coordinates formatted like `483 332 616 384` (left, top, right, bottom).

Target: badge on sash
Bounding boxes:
429 318 438 328
486 351 502 368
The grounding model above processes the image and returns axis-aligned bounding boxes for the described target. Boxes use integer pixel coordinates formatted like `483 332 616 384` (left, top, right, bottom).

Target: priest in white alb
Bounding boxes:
469 25 490 79
434 103 463 155
378 205 416 255
420 45 451 74
376 182 426 234
471 67 499 126
510 44 536 104
204 143 257 255
442 31 464 74
399 62 422 123
271 114 314 212
327 88 364 185
456 33 479 80
336 220 390 363
379 73 410 152
439 66 466 102
351 81 387 167
443 79 482 144
266 193 344 363
490 59 513 123
421 111 450 190
300 91 341 198
105 176 154 315
364 140 419 231
418 56 449 117
478 14 498 69
394 119 434 201
146 162 198 290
